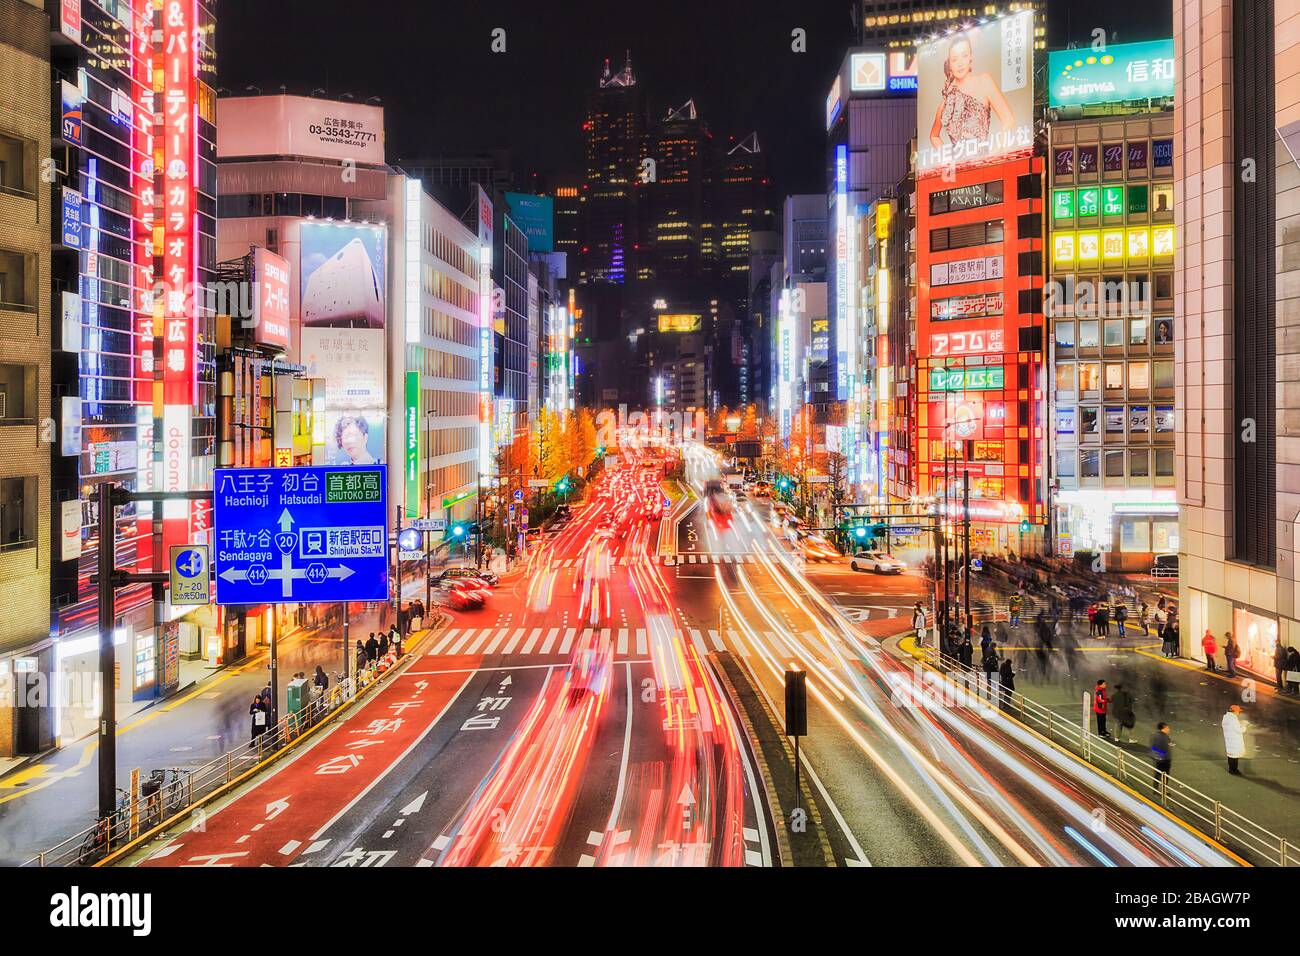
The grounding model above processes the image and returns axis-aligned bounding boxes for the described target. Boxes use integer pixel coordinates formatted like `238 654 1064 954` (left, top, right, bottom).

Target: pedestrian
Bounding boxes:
958 633 974 668
389 619 402 648
982 640 999 690
1202 629 1218 672
1114 602 1128 635
1222 704 1247 775
1287 646 1300 694
314 665 328 694
260 683 272 708
249 694 269 742
1097 600 1111 639
1093 679 1110 738
365 632 379 662
1150 721 1173 791
1274 640 1290 692
392 626 404 657
1153 603 1168 644
413 599 425 625
1166 616 1180 658
911 602 927 645
378 629 390 658
1086 601 1098 636
998 655 1016 710
354 640 367 676
1224 631 1240 678
1009 590 1023 628
980 626 992 660
1111 682 1136 743
1139 601 1149 635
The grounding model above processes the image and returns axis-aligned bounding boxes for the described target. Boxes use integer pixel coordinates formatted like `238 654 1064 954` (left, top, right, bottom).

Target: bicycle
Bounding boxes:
77 788 130 865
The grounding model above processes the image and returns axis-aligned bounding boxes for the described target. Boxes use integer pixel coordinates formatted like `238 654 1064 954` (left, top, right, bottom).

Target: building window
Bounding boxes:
1055 322 1075 350
1056 449 1076 478
1079 321 1099 350
1129 318 1148 346
1154 447 1175 478
1130 449 1150 477
1104 363 1124 391
1103 320 1124 348
1081 406 1100 436
0 476 36 552
1153 360 1174 390
1055 362 1075 391
1105 449 1125 478
1079 362 1101 392
0 249 34 312
0 131 35 199
0 363 34 423
1129 361 1150 391
1080 449 1100 478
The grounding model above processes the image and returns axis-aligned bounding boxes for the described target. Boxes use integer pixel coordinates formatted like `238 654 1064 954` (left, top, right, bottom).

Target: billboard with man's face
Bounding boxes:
916 10 1035 176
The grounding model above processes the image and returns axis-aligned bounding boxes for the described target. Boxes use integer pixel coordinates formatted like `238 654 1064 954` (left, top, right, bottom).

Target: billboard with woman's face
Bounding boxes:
916 10 1035 175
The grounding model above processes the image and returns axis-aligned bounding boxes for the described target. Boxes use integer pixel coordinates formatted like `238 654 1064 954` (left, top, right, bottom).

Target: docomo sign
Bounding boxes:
930 328 1005 357
252 248 291 350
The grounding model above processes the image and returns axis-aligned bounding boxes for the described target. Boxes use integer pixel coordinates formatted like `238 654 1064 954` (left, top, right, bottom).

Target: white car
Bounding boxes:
850 550 906 574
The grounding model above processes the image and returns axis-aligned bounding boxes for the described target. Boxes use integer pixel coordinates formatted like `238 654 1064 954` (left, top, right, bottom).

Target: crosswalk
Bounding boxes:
542 553 765 568
427 626 772 659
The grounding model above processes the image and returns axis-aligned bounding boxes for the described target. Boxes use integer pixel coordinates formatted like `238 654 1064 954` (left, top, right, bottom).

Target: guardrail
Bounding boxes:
913 643 1297 866
22 670 374 867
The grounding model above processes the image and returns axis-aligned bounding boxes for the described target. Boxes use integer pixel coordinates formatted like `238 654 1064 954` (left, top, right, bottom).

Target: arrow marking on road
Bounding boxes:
399 791 427 816
265 798 290 820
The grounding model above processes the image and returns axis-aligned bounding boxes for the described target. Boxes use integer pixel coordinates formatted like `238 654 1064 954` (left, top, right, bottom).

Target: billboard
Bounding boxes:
657 313 702 333
252 248 291 350
301 328 387 466
216 96 385 165
1049 40 1175 108
504 192 555 253
916 10 1034 175
299 221 386 329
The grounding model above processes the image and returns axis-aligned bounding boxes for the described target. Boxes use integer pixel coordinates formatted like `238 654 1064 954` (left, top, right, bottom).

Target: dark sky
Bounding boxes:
217 0 1172 197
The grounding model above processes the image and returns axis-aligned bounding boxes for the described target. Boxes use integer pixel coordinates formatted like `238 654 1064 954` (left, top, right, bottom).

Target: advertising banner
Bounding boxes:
301 327 387 466
299 221 386 329
216 96 385 165
252 248 291 350
60 79 83 146
1048 40 1175 107
504 192 555 253
916 10 1034 175
405 370 419 518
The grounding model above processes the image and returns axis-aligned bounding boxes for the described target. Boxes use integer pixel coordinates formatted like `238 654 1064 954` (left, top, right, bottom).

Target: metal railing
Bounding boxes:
915 643 1297 866
23 673 368 867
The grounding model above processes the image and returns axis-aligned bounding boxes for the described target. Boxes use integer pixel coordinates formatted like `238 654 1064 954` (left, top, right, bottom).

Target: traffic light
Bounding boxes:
451 524 467 539
556 476 570 493
854 525 868 540
1019 519 1030 534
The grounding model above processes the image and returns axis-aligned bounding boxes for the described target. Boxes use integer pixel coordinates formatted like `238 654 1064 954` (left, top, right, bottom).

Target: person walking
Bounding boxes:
1111 682 1136 743
1166 616 1180 658
1093 679 1111 738
1150 722 1173 791
982 641 1000 702
980 626 993 660
1275 640 1290 692
1223 632 1240 678
1009 590 1023 628
1114 602 1128 635
1086 601 1098 636
249 694 269 742
1201 629 1218 672
1138 601 1150 635
1222 704 1247 775
378 628 390 659
998 655 1016 711
313 665 329 695
1097 600 1111 639
365 632 379 662
1287 645 1300 694
958 633 974 668
911 602 927 646
354 640 367 676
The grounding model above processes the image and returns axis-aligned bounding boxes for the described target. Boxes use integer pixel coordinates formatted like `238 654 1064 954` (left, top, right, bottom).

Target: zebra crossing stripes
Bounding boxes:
542 553 762 568
425 626 759 658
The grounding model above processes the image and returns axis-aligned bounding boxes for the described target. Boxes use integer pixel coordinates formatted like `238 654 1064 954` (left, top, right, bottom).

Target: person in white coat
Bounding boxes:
1222 704 1248 775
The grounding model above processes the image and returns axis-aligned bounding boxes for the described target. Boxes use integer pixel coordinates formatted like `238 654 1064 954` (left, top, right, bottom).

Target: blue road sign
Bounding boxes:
212 465 389 606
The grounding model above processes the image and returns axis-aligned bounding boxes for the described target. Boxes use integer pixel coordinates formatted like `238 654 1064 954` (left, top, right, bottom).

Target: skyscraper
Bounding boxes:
582 54 645 284
637 99 711 282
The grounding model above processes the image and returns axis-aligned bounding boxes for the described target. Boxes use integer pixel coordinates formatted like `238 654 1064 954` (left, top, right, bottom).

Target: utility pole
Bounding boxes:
96 483 209 819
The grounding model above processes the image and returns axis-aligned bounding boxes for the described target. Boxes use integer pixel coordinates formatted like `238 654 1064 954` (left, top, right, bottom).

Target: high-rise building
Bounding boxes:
1175 0 1297 669
0 0 52 756
582 54 645 284
493 208 530 443
637 99 711 282
397 149 514 196
553 184 581 256
716 133 773 281
1045 41 1178 570
855 1 980 47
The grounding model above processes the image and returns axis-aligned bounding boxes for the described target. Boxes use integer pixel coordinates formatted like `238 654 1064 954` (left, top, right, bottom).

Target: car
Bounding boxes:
434 566 498 587
1151 553 1179 580
799 535 839 562
439 579 486 610
850 550 906 574
734 491 748 501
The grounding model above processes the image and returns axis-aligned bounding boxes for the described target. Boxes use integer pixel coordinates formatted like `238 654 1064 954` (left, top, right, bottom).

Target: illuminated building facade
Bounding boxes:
915 155 1047 553
582 55 645 284
1047 105 1178 568
45 0 217 734
637 99 711 282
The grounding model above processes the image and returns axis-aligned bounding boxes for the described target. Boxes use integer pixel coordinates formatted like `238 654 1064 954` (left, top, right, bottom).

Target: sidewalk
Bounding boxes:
983 615 1300 849
0 609 389 865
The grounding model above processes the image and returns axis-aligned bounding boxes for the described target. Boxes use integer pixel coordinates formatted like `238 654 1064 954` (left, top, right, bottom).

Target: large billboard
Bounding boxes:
916 10 1034 176
1048 40 1175 108
251 248 291 350
216 96 385 165
299 221 386 329
504 192 554 253
300 328 387 466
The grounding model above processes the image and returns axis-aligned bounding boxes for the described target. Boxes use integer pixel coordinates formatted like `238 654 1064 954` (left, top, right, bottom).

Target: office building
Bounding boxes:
582 55 645 284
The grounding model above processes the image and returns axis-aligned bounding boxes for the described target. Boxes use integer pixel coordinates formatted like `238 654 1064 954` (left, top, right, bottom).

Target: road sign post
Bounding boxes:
785 669 807 811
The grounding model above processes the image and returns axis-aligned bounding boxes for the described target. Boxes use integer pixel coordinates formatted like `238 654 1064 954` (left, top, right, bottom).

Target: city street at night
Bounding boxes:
0 0 1290 939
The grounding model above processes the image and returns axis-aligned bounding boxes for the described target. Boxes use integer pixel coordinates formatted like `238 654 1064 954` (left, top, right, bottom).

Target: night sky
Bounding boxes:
217 0 1173 197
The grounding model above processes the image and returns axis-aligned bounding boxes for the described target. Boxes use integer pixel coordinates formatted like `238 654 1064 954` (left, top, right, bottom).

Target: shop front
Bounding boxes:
1053 488 1178 572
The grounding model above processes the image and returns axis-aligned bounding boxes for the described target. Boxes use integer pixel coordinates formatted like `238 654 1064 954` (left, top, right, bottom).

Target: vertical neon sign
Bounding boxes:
161 0 197 549
132 0 156 566
834 144 848 401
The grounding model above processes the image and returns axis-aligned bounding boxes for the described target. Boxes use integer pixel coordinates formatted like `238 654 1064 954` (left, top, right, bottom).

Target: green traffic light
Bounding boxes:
855 527 867 538
452 524 466 537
